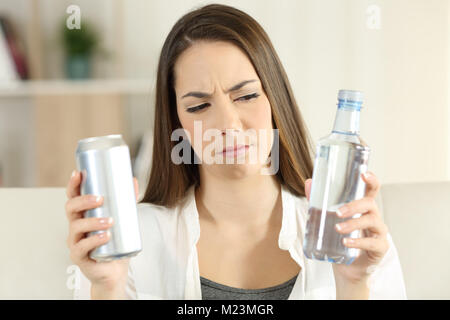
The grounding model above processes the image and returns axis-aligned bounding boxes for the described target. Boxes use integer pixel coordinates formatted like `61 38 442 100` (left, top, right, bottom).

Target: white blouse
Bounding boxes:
76 183 407 300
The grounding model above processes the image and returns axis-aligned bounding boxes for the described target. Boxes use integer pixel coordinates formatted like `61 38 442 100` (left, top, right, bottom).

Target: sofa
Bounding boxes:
1 181 449 299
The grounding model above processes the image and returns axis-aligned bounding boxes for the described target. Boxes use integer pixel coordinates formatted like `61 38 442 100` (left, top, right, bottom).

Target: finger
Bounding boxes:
71 231 111 262
133 177 139 201
335 212 387 236
304 178 312 202
66 170 81 199
342 236 389 254
336 197 378 219
68 217 114 247
65 195 104 222
362 171 381 199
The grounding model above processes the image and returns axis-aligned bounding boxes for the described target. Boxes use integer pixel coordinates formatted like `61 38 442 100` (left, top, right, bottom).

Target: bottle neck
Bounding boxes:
331 107 361 136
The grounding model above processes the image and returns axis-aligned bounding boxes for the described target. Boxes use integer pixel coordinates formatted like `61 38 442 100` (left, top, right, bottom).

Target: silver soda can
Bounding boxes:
75 134 142 262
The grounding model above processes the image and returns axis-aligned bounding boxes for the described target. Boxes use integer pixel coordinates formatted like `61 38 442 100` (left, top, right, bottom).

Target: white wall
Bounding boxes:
448 0 450 184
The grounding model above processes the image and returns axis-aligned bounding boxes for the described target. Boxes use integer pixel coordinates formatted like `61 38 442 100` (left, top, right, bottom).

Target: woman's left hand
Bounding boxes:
304 171 390 284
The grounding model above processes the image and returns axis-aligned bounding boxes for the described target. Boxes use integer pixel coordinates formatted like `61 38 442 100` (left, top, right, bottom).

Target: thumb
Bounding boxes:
304 179 312 202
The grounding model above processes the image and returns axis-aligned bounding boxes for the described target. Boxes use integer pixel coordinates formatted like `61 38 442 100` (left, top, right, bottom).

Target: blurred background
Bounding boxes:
1 0 449 300
0 0 448 193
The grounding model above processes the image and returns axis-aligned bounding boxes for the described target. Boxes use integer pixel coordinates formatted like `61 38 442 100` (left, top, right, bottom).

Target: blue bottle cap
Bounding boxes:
337 90 363 110
338 90 363 103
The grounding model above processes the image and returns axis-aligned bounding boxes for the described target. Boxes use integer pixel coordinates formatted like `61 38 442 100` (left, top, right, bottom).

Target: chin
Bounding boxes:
216 162 265 179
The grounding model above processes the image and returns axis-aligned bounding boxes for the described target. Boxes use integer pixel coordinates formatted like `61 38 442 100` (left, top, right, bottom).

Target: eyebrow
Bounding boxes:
181 79 258 99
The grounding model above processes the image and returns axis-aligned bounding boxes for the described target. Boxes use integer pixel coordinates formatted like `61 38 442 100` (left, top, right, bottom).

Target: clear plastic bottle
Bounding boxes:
302 90 370 265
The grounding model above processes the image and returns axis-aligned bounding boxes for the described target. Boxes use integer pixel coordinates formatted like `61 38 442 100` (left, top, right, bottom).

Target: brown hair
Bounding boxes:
141 3 315 208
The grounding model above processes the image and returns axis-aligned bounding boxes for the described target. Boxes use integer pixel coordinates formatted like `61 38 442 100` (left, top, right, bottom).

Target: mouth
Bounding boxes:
218 144 250 156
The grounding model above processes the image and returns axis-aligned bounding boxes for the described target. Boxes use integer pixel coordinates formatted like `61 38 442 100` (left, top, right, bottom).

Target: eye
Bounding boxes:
186 103 210 113
235 93 260 102
185 93 260 113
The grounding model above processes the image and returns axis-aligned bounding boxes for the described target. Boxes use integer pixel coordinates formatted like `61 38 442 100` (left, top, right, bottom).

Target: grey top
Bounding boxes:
200 274 298 300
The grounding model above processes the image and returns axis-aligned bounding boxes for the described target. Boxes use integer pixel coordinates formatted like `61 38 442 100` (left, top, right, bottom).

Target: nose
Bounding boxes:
215 96 243 136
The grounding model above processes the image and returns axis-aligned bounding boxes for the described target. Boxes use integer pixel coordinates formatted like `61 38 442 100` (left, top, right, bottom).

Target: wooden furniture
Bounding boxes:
34 93 125 186
0 79 152 187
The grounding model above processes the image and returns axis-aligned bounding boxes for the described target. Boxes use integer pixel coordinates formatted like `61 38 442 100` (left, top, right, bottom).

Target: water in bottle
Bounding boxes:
303 90 370 265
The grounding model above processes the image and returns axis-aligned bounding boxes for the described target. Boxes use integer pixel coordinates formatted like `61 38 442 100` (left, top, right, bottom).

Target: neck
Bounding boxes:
195 168 282 231
332 106 361 135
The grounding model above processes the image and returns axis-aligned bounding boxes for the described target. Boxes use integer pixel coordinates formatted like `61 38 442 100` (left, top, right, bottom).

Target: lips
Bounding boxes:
217 144 251 157
221 144 248 153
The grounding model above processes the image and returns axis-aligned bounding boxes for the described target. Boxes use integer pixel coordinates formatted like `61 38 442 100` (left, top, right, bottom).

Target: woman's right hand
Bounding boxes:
65 170 139 293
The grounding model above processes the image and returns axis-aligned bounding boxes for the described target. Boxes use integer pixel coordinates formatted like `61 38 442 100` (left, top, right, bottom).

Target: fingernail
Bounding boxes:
71 170 76 178
335 223 345 232
343 238 354 245
336 206 348 217
99 217 113 225
95 195 102 203
98 231 110 238
363 172 371 180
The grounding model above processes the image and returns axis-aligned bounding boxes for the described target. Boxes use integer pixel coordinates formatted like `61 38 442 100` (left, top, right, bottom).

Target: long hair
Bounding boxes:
140 3 315 208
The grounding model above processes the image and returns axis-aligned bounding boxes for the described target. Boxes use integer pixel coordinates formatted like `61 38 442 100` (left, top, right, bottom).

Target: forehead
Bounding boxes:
173 41 258 91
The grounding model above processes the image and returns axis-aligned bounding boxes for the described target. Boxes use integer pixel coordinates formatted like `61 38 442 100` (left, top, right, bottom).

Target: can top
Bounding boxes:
76 134 125 152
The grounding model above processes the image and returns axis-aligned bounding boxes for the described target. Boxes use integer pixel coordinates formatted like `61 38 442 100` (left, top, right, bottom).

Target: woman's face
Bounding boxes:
174 40 274 179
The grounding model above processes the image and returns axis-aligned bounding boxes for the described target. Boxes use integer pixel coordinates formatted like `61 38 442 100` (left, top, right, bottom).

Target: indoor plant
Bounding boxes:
61 20 99 79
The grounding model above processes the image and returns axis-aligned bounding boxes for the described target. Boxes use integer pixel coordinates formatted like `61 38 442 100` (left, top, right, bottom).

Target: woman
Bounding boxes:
65 4 406 299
